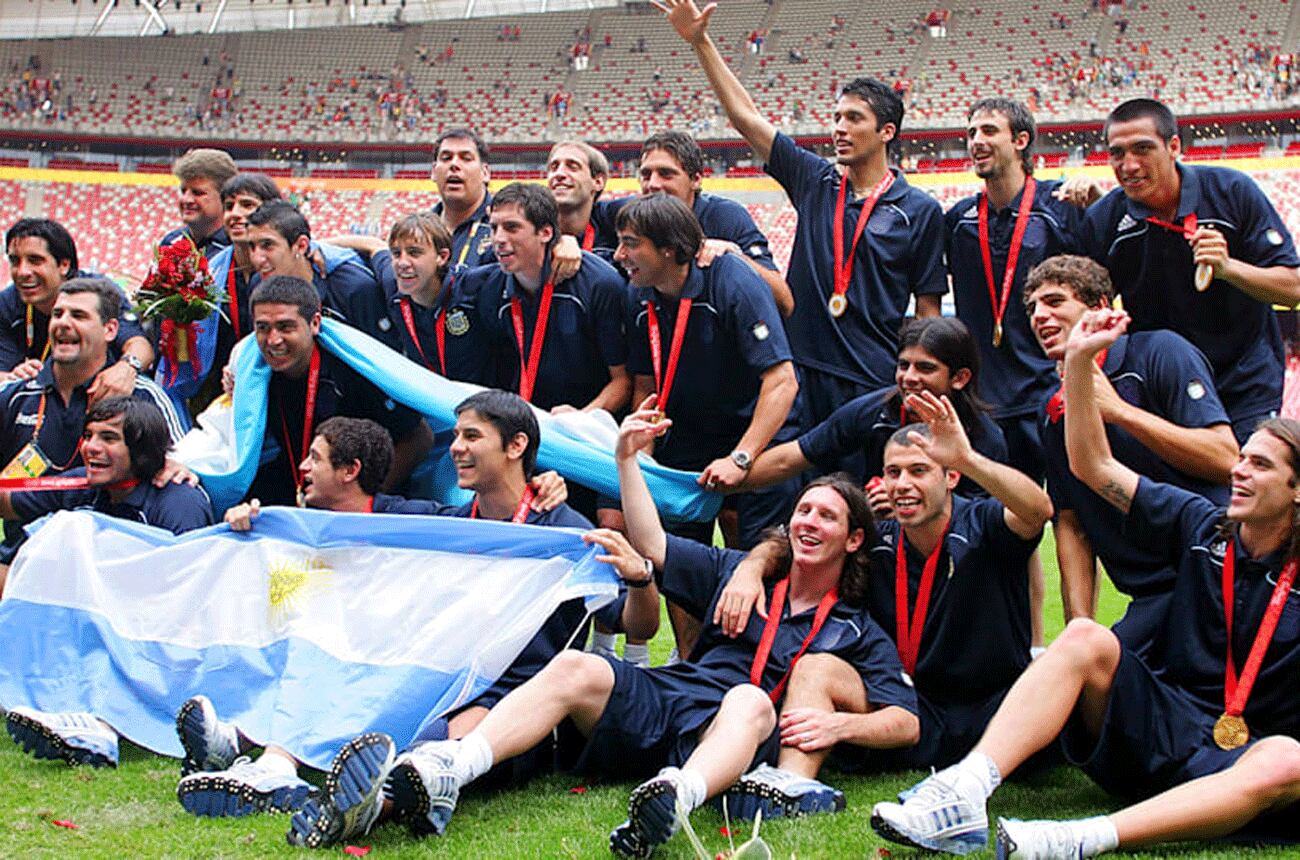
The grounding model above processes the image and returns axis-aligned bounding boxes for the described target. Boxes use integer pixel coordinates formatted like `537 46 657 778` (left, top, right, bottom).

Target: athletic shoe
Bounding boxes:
609 768 685 859
386 740 461 836
177 755 315 817
721 763 845 821
286 733 394 849
176 694 241 777
871 770 988 855
6 707 118 767
996 817 1088 860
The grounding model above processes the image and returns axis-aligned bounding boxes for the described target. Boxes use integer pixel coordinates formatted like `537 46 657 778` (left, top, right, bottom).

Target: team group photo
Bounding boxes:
1 0 1300 856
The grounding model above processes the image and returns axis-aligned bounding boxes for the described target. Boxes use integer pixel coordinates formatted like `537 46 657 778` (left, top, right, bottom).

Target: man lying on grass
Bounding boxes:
290 395 920 857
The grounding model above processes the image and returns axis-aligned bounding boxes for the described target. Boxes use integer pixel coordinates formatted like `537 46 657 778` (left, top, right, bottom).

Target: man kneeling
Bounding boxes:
290 396 919 856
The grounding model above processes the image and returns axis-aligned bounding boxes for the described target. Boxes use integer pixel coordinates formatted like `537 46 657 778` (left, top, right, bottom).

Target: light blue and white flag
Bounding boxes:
0 509 618 770
179 318 724 523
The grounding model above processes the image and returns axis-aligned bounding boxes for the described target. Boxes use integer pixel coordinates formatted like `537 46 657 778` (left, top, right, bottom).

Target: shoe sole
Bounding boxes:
387 759 460 837
870 808 988 856
721 780 845 822
6 711 115 768
176 696 230 778
609 779 678 859
994 818 1016 860
287 732 393 849
177 773 315 817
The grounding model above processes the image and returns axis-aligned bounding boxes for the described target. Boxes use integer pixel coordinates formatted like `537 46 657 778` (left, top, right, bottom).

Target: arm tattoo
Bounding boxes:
1099 479 1132 510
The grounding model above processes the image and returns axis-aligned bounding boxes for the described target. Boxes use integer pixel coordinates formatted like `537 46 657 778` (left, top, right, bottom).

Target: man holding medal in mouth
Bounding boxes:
1080 98 1300 445
871 306 1300 859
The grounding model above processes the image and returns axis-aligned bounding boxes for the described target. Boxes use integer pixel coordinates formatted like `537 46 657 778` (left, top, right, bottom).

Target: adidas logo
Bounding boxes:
1117 213 1139 232
964 205 978 218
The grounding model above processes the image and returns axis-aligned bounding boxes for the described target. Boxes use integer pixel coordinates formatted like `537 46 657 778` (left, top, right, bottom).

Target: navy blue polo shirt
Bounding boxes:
797 386 1007 496
656 534 917 716
765 132 947 389
484 251 628 411
626 253 795 471
945 178 1082 419
370 252 499 387
1041 330 1230 597
0 278 148 373
597 192 780 272
1081 163 1299 429
11 466 214 534
434 194 496 269
1128 478 1300 740
870 495 1036 703
249 345 424 506
159 226 230 260
314 260 400 352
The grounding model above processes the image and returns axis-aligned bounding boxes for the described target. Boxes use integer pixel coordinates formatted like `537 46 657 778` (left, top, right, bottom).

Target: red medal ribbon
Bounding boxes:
645 298 692 415
978 176 1037 345
831 170 895 315
364 496 375 513
1045 348 1109 424
510 281 555 403
278 346 320 497
227 263 241 340
895 521 949 675
581 223 596 252
469 484 535 523
749 577 839 703
1147 212 1197 239
1221 545 1297 719
0 476 138 492
398 298 446 375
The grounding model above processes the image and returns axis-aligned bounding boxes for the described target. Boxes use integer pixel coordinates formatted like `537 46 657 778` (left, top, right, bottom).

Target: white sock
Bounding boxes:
589 631 617 654
1073 815 1119 857
949 750 1001 803
669 766 709 812
450 731 494 786
623 643 650 666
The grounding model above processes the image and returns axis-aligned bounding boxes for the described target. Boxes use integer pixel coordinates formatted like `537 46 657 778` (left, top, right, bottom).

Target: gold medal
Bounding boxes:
993 321 1003 348
646 410 665 425
296 487 307 509
1194 262 1213 292
827 293 847 318
1213 713 1249 750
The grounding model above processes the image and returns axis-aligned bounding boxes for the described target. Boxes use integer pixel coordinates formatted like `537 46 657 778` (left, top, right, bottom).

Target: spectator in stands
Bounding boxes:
241 275 432 508
1080 98 1300 444
244 201 397 350
159 148 237 260
430 128 494 269
661 0 946 429
1 219 154 399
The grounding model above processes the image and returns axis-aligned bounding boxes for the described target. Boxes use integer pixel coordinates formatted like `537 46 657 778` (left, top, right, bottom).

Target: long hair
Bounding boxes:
1254 418 1300 562
888 316 990 431
762 474 879 607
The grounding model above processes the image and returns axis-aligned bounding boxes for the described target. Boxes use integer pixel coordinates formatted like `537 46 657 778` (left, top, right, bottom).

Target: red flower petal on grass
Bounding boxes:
51 820 79 830
876 849 892 858
718 826 733 837
568 785 588 794
342 846 371 856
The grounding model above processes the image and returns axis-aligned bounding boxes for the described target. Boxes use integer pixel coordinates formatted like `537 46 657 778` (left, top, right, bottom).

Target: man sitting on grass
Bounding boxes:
287 395 919 857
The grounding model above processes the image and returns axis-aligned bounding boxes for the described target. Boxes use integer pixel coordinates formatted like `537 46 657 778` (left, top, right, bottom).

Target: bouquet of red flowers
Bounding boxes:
135 236 226 384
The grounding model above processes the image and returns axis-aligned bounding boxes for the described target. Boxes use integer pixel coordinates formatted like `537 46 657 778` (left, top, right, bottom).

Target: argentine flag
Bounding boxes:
0 509 618 770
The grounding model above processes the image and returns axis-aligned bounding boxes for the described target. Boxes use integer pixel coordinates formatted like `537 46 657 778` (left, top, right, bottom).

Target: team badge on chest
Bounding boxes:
446 308 471 336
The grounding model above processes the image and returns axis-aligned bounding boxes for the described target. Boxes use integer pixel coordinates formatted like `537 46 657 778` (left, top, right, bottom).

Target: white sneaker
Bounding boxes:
723 763 845 820
175 694 241 776
387 740 461 837
996 817 1090 860
6 707 118 767
287 733 395 848
871 769 988 855
177 754 315 817
609 767 686 858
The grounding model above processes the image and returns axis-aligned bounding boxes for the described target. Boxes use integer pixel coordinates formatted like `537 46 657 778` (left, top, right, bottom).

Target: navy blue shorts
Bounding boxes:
570 656 780 780
1110 592 1171 665
1062 648 1251 800
996 414 1046 485
834 688 1007 772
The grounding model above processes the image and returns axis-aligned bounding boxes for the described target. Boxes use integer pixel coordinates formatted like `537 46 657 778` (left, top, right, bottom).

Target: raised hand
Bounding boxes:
903 390 973 470
1066 307 1129 360
652 0 717 46
616 393 672 461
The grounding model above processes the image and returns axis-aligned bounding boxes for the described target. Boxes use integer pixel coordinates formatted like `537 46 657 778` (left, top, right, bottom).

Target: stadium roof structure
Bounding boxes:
0 0 615 40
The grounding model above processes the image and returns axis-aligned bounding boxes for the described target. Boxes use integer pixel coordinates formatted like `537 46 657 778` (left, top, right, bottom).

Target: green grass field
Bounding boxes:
2 527 1295 858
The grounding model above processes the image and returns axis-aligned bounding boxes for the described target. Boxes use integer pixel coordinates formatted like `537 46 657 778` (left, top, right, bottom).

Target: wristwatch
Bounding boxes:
120 353 144 374
730 449 753 471
627 557 654 589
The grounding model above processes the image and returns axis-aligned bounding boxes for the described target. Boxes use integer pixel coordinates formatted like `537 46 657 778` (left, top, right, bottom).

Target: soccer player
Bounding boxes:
158 148 237 259
596 130 792 315
872 307 1300 859
658 0 946 425
241 275 433 508
176 399 657 817
737 316 1006 516
719 390 1049 818
1026 255 1236 657
244 200 397 350
618 192 798 549
430 128 495 268
214 173 282 356
1081 98 1300 444
1 219 154 399
547 138 616 259
285 400 917 854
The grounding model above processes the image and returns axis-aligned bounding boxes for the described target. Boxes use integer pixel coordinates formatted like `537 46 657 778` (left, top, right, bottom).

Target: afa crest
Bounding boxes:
446 308 471 336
